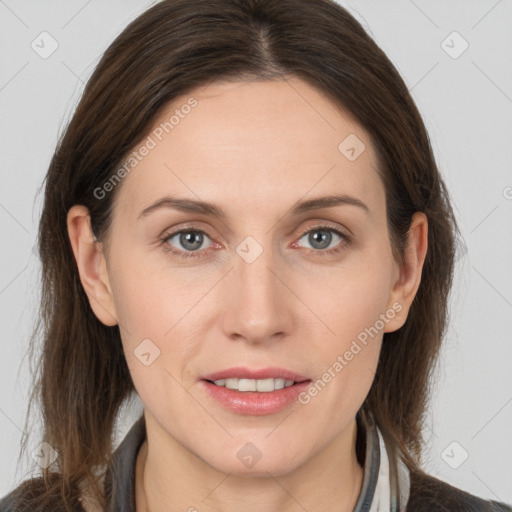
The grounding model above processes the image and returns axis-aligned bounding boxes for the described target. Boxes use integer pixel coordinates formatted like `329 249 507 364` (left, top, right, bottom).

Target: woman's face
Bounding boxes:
90 77 415 475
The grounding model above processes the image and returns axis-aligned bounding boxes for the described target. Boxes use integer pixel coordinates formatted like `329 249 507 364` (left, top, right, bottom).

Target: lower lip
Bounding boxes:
201 380 312 415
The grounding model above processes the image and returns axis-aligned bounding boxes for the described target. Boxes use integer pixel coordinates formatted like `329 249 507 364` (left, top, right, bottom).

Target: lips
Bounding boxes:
200 366 312 415
201 366 310 383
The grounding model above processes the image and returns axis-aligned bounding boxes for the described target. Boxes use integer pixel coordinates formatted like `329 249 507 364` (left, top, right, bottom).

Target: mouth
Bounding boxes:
200 367 312 415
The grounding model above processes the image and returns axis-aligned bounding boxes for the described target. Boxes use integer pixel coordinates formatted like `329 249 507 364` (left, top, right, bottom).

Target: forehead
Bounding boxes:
113 77 383 220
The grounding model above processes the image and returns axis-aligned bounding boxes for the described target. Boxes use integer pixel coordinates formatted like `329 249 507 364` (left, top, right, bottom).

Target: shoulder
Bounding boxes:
407 469 512 511
0 476 86 512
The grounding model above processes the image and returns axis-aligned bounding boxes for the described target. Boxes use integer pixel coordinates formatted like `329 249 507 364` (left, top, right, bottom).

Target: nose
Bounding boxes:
220 240 295 346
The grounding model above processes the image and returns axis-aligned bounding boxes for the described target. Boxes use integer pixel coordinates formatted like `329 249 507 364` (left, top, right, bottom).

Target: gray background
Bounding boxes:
1 0 511 504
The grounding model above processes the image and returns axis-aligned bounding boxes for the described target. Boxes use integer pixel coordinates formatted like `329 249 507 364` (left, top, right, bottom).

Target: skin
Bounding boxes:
67 77 428 512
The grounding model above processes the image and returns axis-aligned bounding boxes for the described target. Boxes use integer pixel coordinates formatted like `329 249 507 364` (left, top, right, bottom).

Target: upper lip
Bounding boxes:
201 366 311 383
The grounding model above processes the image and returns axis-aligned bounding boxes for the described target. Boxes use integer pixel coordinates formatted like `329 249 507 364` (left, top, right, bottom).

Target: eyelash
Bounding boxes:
158 224 351 260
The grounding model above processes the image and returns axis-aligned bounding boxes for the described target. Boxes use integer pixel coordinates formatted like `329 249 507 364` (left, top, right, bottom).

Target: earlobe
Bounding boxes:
66 205 118 326
384 212 428 333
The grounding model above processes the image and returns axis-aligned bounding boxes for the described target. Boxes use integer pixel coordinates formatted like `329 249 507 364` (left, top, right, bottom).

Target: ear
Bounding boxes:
384 212 428 333
66 205 118 326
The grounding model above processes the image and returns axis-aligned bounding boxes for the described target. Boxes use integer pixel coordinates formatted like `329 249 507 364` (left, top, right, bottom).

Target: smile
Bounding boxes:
210 377 295 392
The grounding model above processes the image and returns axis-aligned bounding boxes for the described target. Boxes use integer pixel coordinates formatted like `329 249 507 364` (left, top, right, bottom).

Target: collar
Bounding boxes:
104 413 410 511
353 418 411 511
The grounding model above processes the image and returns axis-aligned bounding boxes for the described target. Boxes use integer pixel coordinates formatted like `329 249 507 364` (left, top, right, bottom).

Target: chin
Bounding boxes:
198 441 309 478
212 458 304 478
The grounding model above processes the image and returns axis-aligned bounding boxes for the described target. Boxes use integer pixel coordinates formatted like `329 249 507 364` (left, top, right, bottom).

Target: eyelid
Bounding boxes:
159 222 215 243
160 220 349 244
295 220 352 240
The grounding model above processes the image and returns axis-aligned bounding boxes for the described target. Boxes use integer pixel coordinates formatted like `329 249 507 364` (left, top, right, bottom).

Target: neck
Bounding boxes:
135 414 364 512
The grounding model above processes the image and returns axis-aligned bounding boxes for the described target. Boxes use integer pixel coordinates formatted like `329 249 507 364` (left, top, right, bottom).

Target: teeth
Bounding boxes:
273 378 285 390
213 377 296 392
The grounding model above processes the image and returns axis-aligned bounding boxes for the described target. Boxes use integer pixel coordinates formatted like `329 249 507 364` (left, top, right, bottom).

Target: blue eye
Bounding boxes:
159 225 350 260
161 229 212 259
297 227 348 253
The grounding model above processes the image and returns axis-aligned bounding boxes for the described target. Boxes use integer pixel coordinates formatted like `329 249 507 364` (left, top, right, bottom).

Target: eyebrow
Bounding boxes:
137 194 370 220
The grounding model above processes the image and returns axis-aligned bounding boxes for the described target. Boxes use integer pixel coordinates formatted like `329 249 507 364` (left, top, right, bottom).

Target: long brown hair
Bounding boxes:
17 0 458 509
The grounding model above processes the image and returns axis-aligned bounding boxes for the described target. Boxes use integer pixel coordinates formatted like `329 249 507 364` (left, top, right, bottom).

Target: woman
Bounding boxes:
1 0 510 510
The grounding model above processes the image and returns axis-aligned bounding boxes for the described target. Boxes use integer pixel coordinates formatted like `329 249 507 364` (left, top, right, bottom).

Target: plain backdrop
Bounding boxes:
1 0 511 504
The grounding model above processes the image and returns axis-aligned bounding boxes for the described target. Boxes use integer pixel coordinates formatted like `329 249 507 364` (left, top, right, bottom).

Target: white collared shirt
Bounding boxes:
353 418 410 511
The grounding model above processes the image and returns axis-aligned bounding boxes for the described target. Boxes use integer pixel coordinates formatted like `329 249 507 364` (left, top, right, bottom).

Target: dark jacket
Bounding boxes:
1 415 510 511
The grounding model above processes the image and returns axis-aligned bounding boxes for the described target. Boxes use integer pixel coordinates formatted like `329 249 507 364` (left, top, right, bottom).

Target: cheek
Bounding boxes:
108 256 208 386
111 272 169 338
109 243 200 338
110 268 200 423
296 292 384 433
291 259 392 411
295 257 394 347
